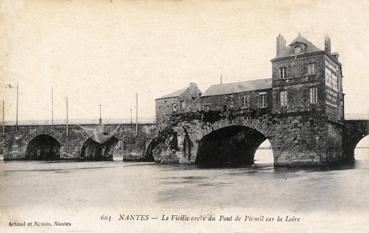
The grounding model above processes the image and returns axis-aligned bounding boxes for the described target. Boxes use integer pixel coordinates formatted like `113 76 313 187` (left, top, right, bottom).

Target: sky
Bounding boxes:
0 0 369 123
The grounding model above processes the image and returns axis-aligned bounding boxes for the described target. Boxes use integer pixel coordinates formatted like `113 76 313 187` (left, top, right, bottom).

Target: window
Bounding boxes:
172 103 177 112
308 63 315 75
241 95 250 108
310 87 318 104
258 93 267 108
179 100 185 110
280 91 288 107
279 67 287 79
203 105 210 112
295 46 301 54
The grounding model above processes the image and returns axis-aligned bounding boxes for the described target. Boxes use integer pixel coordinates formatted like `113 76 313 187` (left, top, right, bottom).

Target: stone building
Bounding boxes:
201 78 272 113
155 82 202 124
271 33 345 164
150 33 354 167
272 33 344 120
199 33 343 120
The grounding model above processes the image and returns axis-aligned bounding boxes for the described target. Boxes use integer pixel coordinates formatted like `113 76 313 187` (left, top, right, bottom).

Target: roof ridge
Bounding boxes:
209 78 271 86
156 86 188 99
202 78 272 97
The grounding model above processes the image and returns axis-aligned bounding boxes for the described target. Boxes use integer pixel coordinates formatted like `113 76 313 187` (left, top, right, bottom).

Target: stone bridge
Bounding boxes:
343 120 369 160
0 123 156 161
147 111 369 167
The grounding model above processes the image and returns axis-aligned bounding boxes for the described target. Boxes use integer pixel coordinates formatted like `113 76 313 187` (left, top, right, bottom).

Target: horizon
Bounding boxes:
1 112 367 126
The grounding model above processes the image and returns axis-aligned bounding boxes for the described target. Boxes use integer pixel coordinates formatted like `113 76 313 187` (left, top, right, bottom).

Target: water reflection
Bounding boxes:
0 148 368 213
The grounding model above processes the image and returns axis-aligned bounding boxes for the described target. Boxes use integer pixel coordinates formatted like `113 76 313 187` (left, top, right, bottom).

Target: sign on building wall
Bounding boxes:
325 60 339 107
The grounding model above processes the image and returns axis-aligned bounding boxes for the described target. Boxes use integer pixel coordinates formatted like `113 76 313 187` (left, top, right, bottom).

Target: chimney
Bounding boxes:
189 82 197 87
276 34 286 57
324 34 331 54
331 52 339 60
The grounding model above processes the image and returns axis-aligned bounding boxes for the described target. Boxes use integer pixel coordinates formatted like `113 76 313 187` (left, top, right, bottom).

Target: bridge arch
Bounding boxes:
145 139 157 162
343 120 369 161
254 139 274 164
195 125 274 167
80 136 119 161
354 135 369 160
148 117 276 165
25 134 61 160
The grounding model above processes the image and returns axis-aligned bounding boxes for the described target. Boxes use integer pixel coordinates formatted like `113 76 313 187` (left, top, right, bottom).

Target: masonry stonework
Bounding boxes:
150 34 368 167
1 124 156 161
155 83 202 124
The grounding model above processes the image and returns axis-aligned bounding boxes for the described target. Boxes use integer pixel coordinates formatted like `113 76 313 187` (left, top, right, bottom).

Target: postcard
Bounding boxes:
0 0 368 232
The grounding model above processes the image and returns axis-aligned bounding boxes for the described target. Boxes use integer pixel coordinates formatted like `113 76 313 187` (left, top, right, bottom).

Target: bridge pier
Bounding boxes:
271 116 346 167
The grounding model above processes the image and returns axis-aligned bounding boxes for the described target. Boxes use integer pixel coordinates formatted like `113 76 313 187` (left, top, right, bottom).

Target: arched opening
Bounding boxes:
80 136 119 161
145 139 156 162
354 135 369 161
254 139 274 165
25 134 61 160
195 126 269 167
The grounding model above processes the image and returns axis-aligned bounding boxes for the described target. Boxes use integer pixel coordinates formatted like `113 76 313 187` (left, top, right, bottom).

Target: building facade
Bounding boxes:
200 78 273 113
271 34 345 164
155 82 202 124
152 34 352 167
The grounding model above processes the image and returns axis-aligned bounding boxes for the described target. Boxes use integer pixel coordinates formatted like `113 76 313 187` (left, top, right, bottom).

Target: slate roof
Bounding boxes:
289 34 321 52
156 87 188 100
277 33 322 58
202 78 272 97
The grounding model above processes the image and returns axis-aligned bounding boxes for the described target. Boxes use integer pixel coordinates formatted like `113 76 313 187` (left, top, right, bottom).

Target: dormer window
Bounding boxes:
293 43 306 54
295 46 301 54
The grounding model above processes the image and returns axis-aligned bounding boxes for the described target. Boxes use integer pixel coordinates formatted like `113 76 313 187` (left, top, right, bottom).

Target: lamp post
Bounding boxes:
2 100 4 137
129 108 132 124
16 81 18 129
6 81 19 130
51 87 54 126
66 97 69 136
135 93 138 136
99 104 102 124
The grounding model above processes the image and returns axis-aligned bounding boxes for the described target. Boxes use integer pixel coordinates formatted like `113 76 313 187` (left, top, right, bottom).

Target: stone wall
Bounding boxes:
272 53 326 114
155 97 178 124
201 88 273 112
155 83 202 124
1 123 157 161
271 113 342 166
149 109 359 167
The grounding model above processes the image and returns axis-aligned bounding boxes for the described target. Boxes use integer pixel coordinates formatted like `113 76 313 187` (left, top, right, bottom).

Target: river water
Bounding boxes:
0 148 368 233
